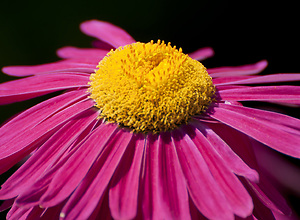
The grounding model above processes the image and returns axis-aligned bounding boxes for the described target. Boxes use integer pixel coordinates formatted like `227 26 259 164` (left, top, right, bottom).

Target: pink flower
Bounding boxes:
0 20 300 219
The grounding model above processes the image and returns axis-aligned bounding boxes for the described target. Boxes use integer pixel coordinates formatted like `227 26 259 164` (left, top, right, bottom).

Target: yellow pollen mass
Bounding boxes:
89 40 215 133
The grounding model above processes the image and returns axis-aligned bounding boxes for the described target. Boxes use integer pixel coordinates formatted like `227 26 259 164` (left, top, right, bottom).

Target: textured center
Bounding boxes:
89 40 215 133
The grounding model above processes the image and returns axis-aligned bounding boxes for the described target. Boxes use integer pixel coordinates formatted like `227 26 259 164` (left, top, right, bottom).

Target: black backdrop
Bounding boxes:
0 0 299 217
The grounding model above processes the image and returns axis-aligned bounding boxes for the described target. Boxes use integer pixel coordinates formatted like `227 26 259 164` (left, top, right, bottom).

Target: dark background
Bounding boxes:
0 0 299 217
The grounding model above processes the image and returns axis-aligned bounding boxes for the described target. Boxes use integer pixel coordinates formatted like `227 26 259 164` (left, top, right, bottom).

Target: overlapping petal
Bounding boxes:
208 60 268 77
80 20 136 48
0 19 299 220
0 73 89 104
209 103 300 158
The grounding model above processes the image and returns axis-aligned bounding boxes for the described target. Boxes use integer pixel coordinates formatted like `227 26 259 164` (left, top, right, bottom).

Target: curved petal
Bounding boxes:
188 47 214 61
2 60 96 76
217 103 300 135
191 121 259 182
208 60 268 77
0 109 98 200
0 97 94 174
208 103 300 158
214 74 300 86
141 133 190 220
171 129 234 220
0 74 89 104
183 124 253 218
218 86 300 103
57 46 109 59
109 133 145 220
39 123 118 207
80 20 136 48
60 129 133 220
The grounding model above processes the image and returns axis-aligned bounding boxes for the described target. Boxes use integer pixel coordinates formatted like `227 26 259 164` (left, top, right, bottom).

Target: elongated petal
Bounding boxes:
191 121 259 182
0 109 98 200
40 123 118 207
215 73 300 86
109 134 145 220
172 129 234 220
243 177 291 216
209 104 300 158
142 133 190 220
183 124 253 218
60 130 133 220
0 74 89 104
2 60 96 76
217 103 300 135
208 60 268 77
0 98 94 174
218 85 300 102
188 47 214 61
57 46 109 59
0 89 87 145
80 20 135 48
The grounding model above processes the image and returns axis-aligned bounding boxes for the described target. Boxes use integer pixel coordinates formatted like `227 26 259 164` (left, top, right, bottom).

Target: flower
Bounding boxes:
0 19 300 220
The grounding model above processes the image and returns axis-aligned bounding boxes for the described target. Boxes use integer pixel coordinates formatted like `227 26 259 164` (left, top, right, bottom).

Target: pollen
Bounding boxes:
89 40 215 133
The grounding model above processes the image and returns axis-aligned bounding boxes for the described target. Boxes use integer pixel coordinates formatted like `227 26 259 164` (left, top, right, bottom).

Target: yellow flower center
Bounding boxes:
89 40 215 133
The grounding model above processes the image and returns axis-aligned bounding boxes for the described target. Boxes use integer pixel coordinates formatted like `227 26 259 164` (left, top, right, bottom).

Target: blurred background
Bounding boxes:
0 0 299 217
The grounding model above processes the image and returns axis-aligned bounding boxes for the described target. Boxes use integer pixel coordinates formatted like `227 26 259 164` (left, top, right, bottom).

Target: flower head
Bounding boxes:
0 20 300 220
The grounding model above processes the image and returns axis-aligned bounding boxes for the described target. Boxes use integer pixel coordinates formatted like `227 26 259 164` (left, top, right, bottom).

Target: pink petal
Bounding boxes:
218 85 300 102
217 103 300 135
39 123 118 207
209 103 300 158
191 121 259 182
214 73 300 86
183 124 253 218
0 109 98 200
2 60 96 76
213 76 252 85
142 133 190 220
60 129 133 220
0 198 14 212
244 177 291 216
0 97 94 174
208 60 268 77
0 74 89 104
80 20 136 48
109 133 145 220
188 47 214 61
0 89 87 148
56 46 109 59
172 129 234 220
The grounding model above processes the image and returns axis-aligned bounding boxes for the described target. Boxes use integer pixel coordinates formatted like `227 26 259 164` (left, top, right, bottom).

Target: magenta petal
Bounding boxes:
0 109 98 200
217 103 300 135
184 124 253 218
2 60 95 76
0 74 89 104
0 97 94 174
109 133 145 220
56 46 109 59
218 85 300 102
215 73 300 86
208 60 268 77
60 129 133 220
142 133 190 220
192 121 259 182
172 129 234 220
0 89 87 147
188 47 214 61
245 177 291 216
40 123 118 207
209 104 300 158
80 20 136 48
